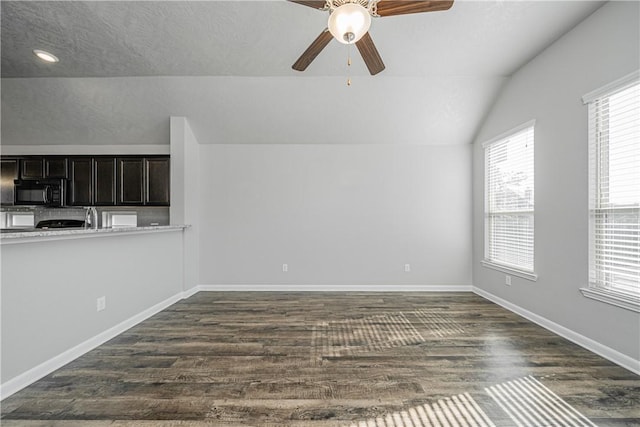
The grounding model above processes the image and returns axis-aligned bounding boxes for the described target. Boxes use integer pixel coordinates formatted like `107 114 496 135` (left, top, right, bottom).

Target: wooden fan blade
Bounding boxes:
355 32 385 75
376 0 454 17
292 29 334 72
288 0 327 10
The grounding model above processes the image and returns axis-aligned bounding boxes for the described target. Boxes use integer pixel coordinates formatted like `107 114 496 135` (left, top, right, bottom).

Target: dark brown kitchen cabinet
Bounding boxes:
68 158 93 206
145 157 170 205
1 155 169 207
20 158 44 179
18 157 68 180
94 158 116 205
44 157 68 179
1 159 19 205
117 158 144 205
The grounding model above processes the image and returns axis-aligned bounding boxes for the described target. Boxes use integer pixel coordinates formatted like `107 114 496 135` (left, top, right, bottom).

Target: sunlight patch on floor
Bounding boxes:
342 376 599 427
408 309 465 337
311 313 424 364
343 392 495 427
486 376 598 427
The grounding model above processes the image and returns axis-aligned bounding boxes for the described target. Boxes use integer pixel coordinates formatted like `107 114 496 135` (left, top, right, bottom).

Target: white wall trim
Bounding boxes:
473 286 640 375
182 286 201 299
481 119 536 148
582 69 640 104
0 145 170 156
481 260 538 282
194 284 473 292
0 289 191 401
580 287 640 313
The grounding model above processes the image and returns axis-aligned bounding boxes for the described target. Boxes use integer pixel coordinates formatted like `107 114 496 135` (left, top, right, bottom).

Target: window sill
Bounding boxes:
481 260 538 282
580 287 640 313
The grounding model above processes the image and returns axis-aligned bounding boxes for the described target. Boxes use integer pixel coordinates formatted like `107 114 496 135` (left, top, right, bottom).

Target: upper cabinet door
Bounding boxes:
94 158 116 206
44 157 68 179
68 158 93 206
20 158 44 179
117 158 144 205
145 158 170 206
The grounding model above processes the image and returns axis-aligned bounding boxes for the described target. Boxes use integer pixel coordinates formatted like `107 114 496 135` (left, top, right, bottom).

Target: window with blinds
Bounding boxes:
585 74 639 308
484 122 535 275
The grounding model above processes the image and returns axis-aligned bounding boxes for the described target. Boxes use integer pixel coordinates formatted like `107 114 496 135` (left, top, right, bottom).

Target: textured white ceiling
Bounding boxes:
1 1 604 78
0 1 606 146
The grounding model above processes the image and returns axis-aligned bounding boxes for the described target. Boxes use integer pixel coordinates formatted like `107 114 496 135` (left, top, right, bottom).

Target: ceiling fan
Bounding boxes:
289 0 454 75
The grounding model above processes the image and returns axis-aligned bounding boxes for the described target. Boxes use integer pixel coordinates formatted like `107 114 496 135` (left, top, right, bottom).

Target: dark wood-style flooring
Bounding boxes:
1 292 639 426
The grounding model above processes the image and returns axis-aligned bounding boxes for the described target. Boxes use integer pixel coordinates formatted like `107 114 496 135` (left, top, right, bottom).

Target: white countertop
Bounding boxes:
0 225 188 244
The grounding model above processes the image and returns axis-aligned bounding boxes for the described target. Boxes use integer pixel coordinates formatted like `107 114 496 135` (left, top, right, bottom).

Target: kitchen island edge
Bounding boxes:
0 225 189 245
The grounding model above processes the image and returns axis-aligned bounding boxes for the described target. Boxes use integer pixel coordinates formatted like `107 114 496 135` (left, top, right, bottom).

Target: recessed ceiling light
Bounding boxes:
33 49 59 63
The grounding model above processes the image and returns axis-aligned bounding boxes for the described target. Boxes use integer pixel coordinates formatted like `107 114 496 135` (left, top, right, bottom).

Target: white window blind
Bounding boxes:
587 77 639 303
484 123 535 274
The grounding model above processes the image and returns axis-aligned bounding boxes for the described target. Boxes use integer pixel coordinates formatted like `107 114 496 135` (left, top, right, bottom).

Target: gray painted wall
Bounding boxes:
472 1 640 360
170 117 201 291
1 76 504 147
1 231 184 383
198 144 472 288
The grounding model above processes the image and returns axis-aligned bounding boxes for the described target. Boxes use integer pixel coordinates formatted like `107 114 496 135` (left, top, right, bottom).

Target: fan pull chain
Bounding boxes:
347 44 352 86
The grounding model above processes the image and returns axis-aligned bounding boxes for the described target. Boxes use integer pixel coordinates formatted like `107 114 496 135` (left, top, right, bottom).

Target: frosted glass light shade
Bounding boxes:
33 49 59 63
328 3 371 44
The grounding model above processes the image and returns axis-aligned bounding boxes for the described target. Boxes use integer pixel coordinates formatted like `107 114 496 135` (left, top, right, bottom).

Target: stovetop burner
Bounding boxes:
35 219 86 229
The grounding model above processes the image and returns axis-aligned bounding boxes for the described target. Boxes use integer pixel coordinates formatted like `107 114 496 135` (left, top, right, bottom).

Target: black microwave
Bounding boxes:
14 179 66 207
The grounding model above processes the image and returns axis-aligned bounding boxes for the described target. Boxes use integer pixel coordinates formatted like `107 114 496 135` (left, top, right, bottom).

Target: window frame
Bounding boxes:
581 71 640 312
482 120 537 281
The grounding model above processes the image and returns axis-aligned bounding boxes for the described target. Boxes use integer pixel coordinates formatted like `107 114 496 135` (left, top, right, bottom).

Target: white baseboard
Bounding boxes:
182 285 201 299
192 284 473 292
0 289 191 400
473 286 640 375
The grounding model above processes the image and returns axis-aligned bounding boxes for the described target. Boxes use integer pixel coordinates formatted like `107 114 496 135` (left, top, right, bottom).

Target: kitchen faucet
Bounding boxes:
85 206 98 229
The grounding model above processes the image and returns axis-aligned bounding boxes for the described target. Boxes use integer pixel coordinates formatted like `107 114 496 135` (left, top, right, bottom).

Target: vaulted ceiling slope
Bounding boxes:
1 1 605 146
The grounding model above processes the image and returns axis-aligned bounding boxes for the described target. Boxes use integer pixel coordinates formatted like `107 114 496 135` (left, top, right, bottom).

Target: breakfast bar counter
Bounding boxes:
1 223 187 392
0 225 188 244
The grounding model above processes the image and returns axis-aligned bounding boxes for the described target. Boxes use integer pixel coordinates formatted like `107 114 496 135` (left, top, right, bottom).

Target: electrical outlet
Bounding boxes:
404 264 411 272
97 296 106 312
505 275 512 286
282 264 288 273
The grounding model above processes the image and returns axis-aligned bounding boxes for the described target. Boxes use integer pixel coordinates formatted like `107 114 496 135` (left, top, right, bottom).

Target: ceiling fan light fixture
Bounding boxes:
328 3 371 44
33 49 59 63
